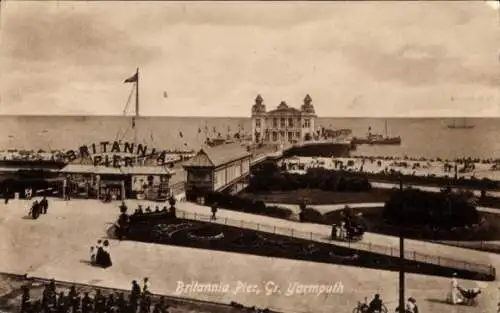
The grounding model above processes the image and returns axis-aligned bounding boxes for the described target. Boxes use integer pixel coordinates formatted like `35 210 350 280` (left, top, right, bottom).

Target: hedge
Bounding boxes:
204 192 294 219
248 163 372 192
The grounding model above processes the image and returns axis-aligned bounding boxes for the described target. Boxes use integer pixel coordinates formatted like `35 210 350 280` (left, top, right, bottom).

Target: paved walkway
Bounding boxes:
1 199 497 313
371 181 500 197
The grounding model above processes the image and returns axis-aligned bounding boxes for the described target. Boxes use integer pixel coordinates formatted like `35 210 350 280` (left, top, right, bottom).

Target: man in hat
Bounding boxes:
367 294 383 313
40 196 48 214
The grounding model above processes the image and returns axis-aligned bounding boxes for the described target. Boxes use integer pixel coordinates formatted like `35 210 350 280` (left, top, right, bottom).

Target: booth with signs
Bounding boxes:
60 141 175 201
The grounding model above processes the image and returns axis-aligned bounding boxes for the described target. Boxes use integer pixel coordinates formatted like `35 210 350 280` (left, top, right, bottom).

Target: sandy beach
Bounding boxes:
282 156 500 181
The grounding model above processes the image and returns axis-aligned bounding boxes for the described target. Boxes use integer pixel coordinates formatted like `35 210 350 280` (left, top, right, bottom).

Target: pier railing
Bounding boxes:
176 209 495 278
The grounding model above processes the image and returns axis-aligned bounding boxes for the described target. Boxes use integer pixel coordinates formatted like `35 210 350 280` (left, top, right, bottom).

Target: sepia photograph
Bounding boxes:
0 1 499 313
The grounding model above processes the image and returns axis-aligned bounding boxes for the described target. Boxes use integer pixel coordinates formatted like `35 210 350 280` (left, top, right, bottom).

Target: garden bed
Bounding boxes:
125 216 495 281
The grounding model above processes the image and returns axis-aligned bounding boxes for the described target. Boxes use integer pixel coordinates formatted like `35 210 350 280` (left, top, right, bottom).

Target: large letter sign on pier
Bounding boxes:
65 141 168 167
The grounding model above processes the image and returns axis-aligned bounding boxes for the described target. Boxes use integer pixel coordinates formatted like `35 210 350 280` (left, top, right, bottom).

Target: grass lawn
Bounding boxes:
239 188 394 205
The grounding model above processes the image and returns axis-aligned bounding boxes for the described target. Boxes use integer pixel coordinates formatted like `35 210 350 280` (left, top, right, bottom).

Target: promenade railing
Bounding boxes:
174 209 495 278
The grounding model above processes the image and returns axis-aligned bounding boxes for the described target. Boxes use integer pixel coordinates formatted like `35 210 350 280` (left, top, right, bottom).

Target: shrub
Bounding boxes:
299 207 325 224
204 192 294 219
383 188 480 230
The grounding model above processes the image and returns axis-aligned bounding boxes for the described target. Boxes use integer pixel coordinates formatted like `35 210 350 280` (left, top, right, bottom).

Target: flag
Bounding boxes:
124 72 138 83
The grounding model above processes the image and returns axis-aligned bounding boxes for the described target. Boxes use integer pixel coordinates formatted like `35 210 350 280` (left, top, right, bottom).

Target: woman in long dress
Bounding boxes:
448 273 462 304
96 240 112 268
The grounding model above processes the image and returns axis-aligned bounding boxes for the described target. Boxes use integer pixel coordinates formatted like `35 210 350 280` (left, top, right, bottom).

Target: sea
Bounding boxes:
0 116 499 160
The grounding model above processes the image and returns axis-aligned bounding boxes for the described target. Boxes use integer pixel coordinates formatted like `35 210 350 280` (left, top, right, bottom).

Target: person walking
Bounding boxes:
40 196 48 214
210 202 218 221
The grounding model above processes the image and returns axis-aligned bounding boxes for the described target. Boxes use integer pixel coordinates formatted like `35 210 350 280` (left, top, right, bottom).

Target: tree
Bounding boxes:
383 188 480 231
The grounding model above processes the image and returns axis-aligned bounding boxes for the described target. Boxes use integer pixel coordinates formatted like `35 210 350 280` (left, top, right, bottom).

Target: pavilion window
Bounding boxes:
255 118 261 127
272 132 278 141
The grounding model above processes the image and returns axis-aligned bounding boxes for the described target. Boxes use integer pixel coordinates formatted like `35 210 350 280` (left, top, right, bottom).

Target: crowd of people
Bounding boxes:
19 278 162 313
354 293 419 313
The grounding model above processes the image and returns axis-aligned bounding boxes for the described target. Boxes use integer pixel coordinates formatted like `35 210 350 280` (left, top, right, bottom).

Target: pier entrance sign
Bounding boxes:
65 141 169 167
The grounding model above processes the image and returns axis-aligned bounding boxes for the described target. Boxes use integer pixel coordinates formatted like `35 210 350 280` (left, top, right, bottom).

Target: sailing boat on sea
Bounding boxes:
351 120 402 145
447 118 475 129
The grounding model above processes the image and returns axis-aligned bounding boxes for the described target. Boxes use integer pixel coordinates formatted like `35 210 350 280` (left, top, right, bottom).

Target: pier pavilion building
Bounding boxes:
251 94 317 144
182 144 252 201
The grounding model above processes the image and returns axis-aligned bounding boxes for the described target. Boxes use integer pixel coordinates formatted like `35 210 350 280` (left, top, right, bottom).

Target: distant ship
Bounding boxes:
448 118 474 129
351 120 402 145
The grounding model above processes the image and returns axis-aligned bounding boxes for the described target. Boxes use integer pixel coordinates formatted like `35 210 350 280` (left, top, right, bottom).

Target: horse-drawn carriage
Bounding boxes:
114 213 130 240
453 286 481 306
331 222 365 241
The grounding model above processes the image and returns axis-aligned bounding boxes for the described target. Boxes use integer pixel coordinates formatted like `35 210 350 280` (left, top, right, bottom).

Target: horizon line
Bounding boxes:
0 114 494 119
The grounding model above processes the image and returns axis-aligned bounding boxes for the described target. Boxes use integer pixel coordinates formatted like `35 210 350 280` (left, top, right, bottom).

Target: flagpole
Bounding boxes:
135 67 139 118
134 67 139 147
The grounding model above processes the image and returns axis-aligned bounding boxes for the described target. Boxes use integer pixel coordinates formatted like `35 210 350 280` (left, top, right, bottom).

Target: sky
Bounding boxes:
0 1 499 117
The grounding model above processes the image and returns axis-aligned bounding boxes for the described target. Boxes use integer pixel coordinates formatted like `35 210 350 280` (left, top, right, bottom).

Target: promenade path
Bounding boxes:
0 199 497 313
371 181 500 197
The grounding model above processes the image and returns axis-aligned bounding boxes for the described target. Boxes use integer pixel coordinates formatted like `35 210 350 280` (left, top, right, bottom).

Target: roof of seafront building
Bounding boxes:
182 143 252 168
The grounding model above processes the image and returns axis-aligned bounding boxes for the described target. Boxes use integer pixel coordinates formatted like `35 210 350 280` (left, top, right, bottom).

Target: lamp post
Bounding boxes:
398 175 405 313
